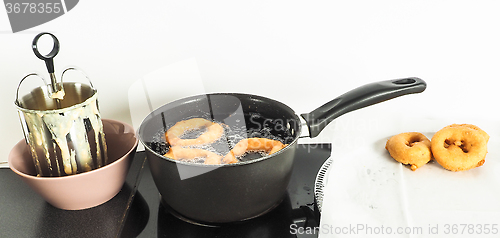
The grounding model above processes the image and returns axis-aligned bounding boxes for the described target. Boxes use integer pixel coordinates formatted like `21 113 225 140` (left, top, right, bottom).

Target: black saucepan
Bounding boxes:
138 77 426 224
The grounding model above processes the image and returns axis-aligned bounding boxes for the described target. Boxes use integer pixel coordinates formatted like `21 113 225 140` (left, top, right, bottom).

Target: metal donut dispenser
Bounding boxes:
15 32 108 177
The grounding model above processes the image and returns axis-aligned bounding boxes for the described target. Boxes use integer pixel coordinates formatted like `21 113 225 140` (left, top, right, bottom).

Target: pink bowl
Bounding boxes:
8 119 138 210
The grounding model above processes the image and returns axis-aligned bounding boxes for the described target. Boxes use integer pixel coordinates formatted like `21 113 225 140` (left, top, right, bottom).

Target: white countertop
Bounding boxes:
317 109 500 238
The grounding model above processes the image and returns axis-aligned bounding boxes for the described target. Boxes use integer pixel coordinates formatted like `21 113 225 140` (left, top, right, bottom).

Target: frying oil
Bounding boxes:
151 114 289 164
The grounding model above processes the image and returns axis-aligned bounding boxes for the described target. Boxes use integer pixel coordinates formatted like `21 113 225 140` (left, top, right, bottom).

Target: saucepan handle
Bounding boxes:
301 77 426 138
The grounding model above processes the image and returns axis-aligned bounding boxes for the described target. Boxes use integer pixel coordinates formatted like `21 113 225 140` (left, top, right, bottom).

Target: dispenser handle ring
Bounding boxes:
32 32 59 74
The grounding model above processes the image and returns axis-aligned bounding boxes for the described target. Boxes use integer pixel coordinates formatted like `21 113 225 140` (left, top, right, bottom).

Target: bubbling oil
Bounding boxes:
149 114 294 164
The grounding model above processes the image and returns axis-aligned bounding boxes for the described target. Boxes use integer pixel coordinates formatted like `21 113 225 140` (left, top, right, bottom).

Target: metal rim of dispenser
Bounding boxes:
15 67 96 113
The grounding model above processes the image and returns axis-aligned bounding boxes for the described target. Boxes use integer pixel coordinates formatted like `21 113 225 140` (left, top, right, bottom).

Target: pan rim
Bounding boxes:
138 92 303 167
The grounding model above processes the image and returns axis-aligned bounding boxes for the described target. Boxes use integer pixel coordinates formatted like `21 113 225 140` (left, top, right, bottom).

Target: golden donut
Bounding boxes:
166 118 224 146
222 138 287 164
164 147 223 165
431 125 488 171
444 124 489 142
385 132 432 171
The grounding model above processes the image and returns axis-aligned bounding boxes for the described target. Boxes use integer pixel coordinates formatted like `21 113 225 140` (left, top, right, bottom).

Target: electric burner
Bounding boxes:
124 143 331 238
158 194 286 228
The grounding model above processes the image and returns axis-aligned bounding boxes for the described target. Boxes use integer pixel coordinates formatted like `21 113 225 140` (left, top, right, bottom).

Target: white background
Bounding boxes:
1 1 499 169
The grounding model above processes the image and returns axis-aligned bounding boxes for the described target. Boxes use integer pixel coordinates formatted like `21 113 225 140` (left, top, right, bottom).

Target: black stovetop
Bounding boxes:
0 144 331 238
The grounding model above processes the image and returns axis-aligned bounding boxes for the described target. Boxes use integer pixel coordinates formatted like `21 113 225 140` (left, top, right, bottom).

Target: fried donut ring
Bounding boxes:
166 118 224 146
385 132 432 171
431 125 488 171
164 147 223 165
222 138 286 164
444 124 489 142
